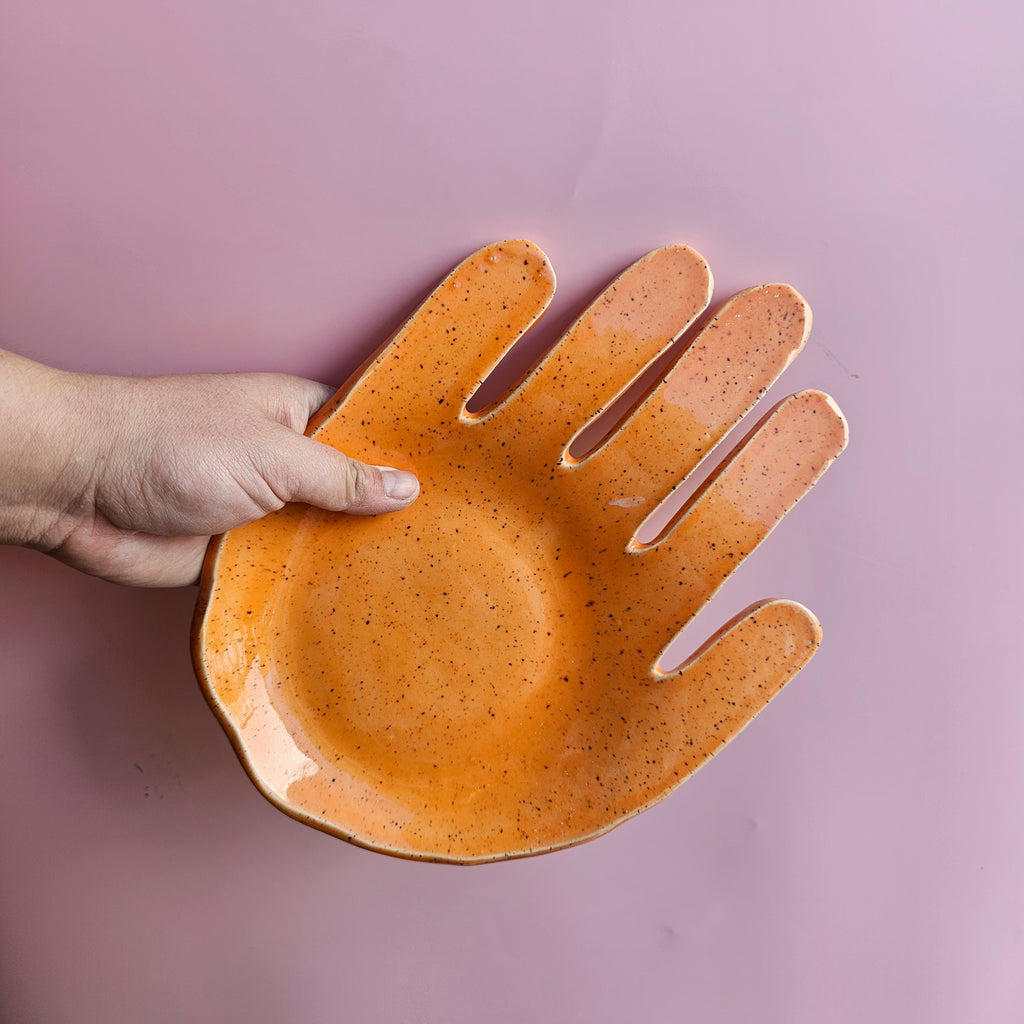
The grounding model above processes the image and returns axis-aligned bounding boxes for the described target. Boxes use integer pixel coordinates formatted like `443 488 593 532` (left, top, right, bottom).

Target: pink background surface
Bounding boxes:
2 1 1022 1020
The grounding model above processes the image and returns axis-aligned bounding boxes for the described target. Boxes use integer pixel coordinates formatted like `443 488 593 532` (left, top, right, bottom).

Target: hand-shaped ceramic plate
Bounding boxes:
193 240 847 863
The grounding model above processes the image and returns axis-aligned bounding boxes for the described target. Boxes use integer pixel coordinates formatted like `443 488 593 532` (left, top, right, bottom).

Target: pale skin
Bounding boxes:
0 349 420 587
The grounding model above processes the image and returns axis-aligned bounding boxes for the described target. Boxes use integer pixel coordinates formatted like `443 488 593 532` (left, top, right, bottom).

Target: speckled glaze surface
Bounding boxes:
193 240 847 863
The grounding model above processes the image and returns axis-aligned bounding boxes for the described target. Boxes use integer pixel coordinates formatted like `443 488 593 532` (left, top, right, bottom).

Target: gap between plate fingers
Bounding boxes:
462 245 712 438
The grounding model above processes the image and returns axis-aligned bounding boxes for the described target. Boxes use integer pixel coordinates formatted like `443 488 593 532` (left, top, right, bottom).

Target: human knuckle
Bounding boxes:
336 459 365 508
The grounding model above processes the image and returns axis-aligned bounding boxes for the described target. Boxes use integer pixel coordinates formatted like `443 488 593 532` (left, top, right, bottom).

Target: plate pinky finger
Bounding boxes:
636 599 822 787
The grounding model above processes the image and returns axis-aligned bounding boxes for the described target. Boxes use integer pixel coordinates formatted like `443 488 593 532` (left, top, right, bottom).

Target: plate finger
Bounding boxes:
308 239 555 455
636 599 820 788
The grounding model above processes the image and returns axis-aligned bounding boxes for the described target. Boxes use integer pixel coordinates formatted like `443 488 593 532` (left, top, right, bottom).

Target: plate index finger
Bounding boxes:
308 240 555 456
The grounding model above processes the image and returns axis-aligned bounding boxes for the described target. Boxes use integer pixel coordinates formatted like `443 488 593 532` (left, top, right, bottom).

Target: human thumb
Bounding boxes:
276 432 419 515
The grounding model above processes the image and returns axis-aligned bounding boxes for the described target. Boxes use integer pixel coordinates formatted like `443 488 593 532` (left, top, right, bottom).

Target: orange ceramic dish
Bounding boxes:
193 240 848 863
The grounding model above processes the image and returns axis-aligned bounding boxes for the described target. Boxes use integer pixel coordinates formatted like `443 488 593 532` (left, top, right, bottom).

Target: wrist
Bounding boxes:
0 351 101 551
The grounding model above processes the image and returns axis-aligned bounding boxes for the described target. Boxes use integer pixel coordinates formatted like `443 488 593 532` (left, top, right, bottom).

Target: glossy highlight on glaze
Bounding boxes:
193 240 848 863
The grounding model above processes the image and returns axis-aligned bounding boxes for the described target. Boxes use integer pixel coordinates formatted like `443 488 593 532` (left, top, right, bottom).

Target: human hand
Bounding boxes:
0 351 419 587
196 240 848 862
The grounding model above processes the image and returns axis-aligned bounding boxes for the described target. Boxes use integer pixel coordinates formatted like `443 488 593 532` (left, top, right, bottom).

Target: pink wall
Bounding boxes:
2 0 1022 1020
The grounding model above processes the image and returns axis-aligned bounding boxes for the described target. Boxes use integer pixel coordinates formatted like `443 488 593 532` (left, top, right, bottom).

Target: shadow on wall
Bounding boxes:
0 547 283 843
